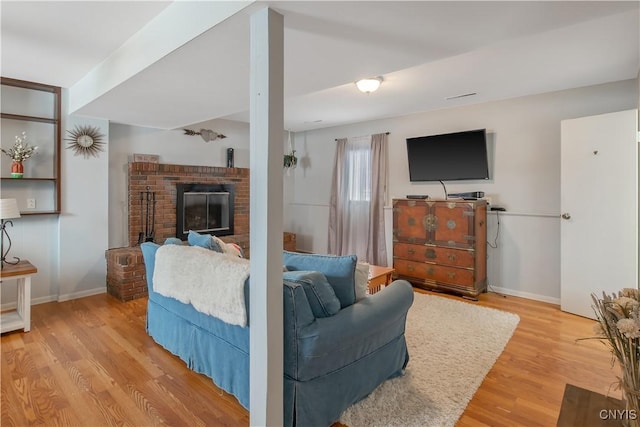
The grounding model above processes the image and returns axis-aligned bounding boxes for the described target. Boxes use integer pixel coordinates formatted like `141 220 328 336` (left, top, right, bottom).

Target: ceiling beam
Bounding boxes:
68 1 254 115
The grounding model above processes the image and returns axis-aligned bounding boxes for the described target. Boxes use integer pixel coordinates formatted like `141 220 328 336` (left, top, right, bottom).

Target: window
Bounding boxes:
329 132 388 265
346 137 371 202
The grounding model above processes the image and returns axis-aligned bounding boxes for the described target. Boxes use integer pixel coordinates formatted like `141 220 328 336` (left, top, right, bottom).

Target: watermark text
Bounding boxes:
599 409 638 420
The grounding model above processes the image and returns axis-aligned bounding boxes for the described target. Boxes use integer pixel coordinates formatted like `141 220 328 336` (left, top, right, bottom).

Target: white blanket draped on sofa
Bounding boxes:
153 245 250 327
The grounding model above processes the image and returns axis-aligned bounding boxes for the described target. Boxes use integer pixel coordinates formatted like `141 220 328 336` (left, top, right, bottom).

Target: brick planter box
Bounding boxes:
106 247 147 302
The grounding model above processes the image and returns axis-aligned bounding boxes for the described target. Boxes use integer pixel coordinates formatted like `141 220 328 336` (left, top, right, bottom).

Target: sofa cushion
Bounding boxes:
282 251 357 308
188 230 223 252
283 271 341 318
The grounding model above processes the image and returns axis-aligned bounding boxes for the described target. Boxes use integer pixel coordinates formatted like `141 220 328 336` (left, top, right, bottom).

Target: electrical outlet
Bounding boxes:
26 198 36 209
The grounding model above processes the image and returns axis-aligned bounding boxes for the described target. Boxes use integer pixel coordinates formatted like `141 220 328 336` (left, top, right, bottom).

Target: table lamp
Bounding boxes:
0 198 21 268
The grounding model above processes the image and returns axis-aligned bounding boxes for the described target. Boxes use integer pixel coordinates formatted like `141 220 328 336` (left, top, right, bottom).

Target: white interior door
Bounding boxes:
561 109 638 319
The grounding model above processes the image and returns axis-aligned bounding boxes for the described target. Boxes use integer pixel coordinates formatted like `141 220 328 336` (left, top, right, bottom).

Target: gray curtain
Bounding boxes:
328 138 348 256
367 133 388 265
328 134 388 266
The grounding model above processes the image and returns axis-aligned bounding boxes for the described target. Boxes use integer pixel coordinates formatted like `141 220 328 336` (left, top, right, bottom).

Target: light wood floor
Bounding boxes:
1 289 619 426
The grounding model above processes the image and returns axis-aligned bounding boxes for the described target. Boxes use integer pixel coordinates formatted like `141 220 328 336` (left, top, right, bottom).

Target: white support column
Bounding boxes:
249 7 284 427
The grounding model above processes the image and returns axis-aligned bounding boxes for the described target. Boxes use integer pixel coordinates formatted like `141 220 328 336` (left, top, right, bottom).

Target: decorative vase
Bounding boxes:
10 161 23 178
621 366 640 427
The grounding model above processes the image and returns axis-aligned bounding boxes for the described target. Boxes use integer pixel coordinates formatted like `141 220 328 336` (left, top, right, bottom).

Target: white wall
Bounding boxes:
108 118 250 248
1 86 60 307
285 79 638 303
2 94 110 306
4 80 633 308
0 216 59 306
58 115 109 301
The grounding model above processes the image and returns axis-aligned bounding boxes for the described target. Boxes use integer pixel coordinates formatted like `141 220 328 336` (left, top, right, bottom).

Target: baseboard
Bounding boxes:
1 295 57 311
57 287 106 302
1 287 107 311
488 285 560 305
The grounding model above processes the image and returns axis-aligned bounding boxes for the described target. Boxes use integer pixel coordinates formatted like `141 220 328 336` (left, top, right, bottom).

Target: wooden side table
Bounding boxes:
368 265 395 294
1 260 37 333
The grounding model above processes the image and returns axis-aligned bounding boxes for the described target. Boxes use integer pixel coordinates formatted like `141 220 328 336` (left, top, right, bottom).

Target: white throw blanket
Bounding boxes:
153 245 250 327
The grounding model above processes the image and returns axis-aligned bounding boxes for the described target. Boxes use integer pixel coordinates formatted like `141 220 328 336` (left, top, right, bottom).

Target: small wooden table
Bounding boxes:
368 265 395 294
556 383 624 427
1 260 37 333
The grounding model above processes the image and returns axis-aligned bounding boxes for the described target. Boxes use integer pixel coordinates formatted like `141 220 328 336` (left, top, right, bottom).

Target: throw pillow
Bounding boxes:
163 237 183 246
355 262 370 301
225 242 245 258
282 251 357 308
187 230 223 253
283 271 341 318
211 235 228 252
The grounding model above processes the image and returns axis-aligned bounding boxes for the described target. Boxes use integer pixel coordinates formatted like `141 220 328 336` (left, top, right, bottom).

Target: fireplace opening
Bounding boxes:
176 183 234 240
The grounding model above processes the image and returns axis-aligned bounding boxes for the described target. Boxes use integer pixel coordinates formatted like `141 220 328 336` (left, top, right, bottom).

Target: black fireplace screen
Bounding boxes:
176 183 234 239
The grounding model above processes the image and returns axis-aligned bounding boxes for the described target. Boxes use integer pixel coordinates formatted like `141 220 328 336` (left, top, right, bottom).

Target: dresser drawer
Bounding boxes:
394 258 475 287
394 242 475 268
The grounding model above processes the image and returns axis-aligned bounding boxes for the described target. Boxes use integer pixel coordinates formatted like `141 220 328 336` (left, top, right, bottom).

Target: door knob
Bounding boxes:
561 213 571 220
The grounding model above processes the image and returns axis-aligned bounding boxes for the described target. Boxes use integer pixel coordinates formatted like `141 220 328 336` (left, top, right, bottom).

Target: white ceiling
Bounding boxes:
2 1 638 132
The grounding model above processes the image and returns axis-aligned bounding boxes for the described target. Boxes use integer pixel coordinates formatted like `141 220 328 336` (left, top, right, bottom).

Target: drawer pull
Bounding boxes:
407 248 415 255
426 267 435 276
425 249 436 259
447 271 456 279
447 253 457 262
407 264 415 272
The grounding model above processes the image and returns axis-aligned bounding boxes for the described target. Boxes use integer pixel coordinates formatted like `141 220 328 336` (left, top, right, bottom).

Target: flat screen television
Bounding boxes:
406 129 489 181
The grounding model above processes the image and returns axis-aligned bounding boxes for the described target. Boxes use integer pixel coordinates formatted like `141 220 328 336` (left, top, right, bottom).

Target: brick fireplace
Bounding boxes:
106 162 295 301
127 162 249 248
107 163 248 301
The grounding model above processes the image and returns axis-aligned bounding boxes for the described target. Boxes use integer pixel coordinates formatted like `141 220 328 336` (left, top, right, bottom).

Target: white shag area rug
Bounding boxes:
339 293 520 427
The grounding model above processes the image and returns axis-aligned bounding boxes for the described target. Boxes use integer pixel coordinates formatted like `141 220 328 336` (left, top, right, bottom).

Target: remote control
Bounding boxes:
406 195 429 199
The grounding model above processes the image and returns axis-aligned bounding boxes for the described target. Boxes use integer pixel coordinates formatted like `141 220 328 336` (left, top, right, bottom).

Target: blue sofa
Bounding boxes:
141 242 414 427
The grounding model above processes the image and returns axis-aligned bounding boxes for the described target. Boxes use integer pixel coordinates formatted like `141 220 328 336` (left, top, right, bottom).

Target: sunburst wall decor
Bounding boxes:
65 125 105 158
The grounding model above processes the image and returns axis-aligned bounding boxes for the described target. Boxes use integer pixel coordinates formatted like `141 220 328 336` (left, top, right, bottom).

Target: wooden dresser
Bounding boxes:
392 198 487 299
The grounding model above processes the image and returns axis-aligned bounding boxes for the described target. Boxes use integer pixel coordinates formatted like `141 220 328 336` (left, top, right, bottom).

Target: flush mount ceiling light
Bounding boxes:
355 77 383 93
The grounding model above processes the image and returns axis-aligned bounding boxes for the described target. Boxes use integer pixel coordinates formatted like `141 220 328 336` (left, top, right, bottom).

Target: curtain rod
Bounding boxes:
335 132 389 141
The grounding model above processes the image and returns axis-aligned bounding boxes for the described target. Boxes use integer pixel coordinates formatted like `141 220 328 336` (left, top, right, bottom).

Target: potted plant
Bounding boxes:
284 130 298 173
284 150 297 169
1 132 38 178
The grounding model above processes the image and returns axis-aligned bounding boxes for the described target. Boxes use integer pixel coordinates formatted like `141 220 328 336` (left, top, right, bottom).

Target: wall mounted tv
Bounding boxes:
406 129 489 182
